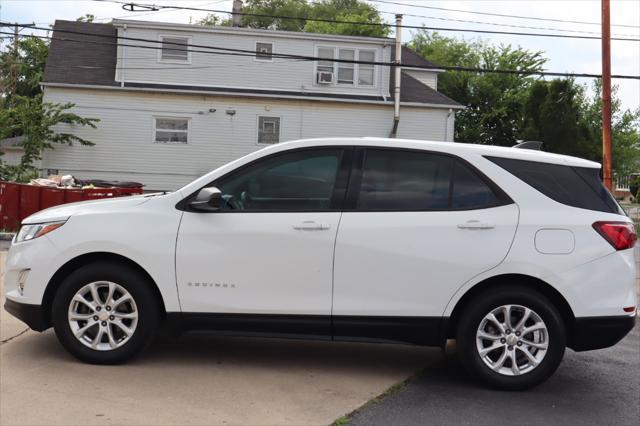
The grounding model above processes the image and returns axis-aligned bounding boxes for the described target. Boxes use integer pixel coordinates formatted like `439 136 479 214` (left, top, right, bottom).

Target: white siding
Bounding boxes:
0 149 24 166
116 26 392 98
403 69 438 90
43 87 451 190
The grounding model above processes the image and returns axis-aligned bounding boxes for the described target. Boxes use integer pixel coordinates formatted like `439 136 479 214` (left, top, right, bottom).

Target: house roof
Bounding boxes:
43 20 118 87
42 20 461 108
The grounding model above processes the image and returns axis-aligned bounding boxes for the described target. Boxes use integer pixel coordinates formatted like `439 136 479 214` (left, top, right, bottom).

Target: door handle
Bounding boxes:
293 221 330 231
457 220 495 230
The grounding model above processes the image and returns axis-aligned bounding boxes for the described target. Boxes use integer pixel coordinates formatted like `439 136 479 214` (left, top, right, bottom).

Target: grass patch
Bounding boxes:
330 368 425 426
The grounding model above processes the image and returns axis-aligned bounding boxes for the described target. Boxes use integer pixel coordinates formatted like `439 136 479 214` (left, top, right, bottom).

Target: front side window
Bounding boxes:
214 149 344 211
258 116 281 144
256 42 273 60
154 117 189 143
160 36 189 62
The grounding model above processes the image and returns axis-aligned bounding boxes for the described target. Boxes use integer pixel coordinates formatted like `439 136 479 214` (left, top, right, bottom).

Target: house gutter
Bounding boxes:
390 14 402 138
41 82 465 110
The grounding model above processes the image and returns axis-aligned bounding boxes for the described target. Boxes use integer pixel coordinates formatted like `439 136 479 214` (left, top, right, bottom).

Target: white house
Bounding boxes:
41 19 462 191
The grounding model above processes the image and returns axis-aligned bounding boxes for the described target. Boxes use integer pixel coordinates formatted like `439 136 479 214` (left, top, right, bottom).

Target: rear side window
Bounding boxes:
486 156 623 215
356 149 507 211
452 161 500 209
358 149 451 210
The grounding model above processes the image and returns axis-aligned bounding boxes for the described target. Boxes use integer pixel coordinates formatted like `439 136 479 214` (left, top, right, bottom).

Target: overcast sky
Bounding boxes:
1 0 638 114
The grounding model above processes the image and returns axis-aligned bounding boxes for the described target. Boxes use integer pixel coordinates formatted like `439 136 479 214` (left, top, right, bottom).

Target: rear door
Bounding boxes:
332 148 519 343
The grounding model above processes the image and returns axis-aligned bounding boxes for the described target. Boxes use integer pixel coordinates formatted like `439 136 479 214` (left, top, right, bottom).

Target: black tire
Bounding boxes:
51 261 160 364
456 285 566 390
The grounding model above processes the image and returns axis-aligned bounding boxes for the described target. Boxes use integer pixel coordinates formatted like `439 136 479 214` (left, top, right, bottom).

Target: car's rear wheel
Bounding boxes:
52 261 159 364
456 286 566 390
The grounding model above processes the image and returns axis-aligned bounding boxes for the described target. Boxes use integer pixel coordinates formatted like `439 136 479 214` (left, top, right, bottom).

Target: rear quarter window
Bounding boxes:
486 156 623 215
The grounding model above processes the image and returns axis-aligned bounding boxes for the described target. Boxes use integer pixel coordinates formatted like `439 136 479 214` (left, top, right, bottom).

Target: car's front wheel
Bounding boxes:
456 286 566 390
51 261 160 364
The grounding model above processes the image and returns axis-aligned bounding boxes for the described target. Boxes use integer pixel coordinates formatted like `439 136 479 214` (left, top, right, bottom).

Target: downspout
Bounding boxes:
120 24 127 87
389 14 402 138
445 108 453 141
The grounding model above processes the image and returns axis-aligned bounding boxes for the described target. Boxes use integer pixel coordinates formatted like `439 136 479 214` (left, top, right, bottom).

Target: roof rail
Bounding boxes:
513 140 543 150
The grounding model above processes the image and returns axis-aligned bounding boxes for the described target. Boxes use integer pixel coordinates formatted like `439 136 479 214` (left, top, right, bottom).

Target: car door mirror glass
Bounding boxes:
189 187 222 211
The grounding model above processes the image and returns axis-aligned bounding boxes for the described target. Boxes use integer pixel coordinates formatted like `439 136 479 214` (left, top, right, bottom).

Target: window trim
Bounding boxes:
152 116 190 144
255 41 274 61
176 146 355 213
314 45 378 89
344 147 513 212
157 34 192 64
256 115 282 145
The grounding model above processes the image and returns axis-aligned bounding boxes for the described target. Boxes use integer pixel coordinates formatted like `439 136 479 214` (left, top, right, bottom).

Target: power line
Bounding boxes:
374 9 637 38
368 0 640 29
2 28 638 80
91 0 640 42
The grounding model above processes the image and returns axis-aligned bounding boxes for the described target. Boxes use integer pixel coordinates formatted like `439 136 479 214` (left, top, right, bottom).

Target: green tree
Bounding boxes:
409 31 546 146
521 79 597 161
197 0 389 37
0 34 99 181
579 80 640 176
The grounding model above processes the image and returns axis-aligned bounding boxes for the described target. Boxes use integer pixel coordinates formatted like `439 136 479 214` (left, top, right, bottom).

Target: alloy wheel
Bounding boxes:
475 304 549 376
67 281 138 351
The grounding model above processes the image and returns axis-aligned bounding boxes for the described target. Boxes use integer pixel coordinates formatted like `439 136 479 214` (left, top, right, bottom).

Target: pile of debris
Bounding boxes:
29 175 144 190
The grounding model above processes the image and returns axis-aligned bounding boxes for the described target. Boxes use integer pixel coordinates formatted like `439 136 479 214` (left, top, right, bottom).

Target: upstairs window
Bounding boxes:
256 42 273 60
315 46 377 87
337 49 355 85
258 116 281 144
154 117 189 144
160 36 189 62
358 50 375 86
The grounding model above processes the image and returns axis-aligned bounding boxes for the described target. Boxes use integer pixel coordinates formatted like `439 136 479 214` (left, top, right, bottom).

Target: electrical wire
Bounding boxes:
1 28 638 80
90 0 640 42
373 9 638 38
367 0 640 29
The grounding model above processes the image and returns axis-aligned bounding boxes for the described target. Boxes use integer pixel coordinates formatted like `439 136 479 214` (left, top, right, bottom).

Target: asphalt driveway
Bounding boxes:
348 326 640 426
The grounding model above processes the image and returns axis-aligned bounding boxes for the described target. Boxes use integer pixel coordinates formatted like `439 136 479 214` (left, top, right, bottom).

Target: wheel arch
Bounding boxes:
42 252 167 326
446 273 575 339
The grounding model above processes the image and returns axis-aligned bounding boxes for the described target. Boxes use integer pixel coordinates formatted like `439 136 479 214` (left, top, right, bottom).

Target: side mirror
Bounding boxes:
189 187 222 212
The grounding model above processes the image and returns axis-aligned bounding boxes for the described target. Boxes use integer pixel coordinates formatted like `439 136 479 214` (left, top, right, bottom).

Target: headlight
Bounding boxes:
15 221 66 243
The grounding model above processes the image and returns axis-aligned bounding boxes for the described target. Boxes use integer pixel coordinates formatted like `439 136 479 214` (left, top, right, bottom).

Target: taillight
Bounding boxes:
592 221 637 250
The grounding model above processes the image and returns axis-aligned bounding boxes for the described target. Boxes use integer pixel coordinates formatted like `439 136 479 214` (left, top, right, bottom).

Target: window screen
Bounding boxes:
358 149 452 210
256 42 273 60
486 156 623 214
155 117 189 143
214 149 343 211
258 116 280 144
161 37 189 61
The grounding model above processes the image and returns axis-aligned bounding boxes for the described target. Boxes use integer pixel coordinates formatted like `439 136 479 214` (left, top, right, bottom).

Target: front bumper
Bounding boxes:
569 315 636 351
4 299 49 332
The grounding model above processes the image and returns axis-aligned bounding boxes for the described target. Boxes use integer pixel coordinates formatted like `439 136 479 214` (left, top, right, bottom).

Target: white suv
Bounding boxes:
4 138 636 390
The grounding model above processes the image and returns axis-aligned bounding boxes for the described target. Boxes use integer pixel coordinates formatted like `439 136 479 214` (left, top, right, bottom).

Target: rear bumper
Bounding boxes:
3 298 49 332
569 315 636 351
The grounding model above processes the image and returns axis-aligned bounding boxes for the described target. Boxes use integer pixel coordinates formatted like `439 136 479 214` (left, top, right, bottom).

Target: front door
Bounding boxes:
332 148 519 344
176 148 349 331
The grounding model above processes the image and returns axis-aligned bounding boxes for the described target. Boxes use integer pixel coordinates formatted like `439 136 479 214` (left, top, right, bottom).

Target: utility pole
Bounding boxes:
601 0 613 191
232 0 243 27
390 14 402 138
